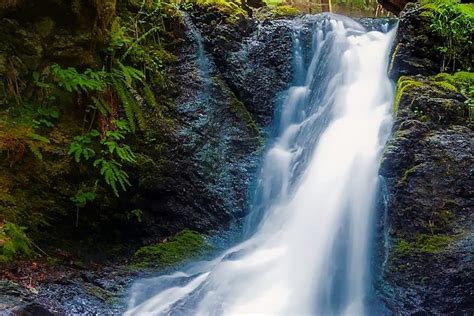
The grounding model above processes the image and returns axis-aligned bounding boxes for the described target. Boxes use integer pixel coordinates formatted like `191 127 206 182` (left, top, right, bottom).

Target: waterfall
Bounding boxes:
125 14 396 316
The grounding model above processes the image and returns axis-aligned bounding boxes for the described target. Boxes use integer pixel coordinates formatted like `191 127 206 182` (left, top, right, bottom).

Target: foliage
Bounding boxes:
0 121 51 163
33 106 59 129
71 188 97 227
69 120 137 197
127 209 143 222
269 4 301 17
395 234 455 256
93 159 131 197
0 0 177 257
68 130 99 163
50 63 147 132
421 0 474 72
71 190 96 208
332 0 380 15
51 65 107 93
0 221 32 263
131 229 209 269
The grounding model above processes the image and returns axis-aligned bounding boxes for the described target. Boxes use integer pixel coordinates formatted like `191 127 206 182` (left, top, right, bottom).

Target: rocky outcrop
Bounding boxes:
191 9 294 126
379 3 474 314
389 3 442 79
389 2 473 79
378 0 414 15
380 78 473 314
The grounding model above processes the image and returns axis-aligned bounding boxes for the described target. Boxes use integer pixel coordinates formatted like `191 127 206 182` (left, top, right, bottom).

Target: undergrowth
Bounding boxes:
0 221 31 264
0 0 180 262
421 0 474 72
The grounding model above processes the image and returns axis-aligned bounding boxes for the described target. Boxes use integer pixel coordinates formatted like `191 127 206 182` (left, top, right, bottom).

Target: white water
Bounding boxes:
126 15 395 316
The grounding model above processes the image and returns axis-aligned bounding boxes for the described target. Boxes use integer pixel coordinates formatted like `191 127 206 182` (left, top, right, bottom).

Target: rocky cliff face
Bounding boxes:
379 3 473 314
143 12 294 238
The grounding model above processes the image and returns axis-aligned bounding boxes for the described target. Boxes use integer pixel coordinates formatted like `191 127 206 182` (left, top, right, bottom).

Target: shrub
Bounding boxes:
421 0 474 72
0 221 32 263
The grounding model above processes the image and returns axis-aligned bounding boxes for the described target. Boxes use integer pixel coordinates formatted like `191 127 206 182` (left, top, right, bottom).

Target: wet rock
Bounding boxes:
191 10 294 126
380 65 473 315
1 269 134 315
10 303 55 316
378 0 414 15
389 3 442 79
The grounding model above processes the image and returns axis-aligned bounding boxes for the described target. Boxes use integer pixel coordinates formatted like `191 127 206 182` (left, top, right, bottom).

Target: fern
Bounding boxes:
112 77 145 131
68 130 99 163
71 190 96 208
113 77 136 131
143 82 158 108
28 133 50 144
101 121 137 163
93 158 131 197
26 133 50 161
116 61 145 85
27 143 43 160
51 64 107 92
91 96 113 115
0 222 32 263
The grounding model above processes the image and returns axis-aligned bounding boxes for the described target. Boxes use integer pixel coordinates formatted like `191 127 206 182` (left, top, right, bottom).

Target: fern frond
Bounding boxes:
113 78 137 132
27 143 43 160
91 96 112 115
132 96 147 131
142 82 158 108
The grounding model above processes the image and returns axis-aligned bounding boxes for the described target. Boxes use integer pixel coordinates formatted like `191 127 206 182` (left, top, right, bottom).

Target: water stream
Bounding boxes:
125 14 396 316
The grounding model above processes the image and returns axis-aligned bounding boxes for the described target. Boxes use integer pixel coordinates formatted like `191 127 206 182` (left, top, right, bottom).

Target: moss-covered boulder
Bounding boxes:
130 229 210 270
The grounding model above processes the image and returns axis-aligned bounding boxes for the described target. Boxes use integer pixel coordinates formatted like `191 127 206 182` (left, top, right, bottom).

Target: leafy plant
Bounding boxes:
51 64 107 92
69 120 136 196
422 0 474 71
93 158 131 197
127 209 143 222
68 130 99 163
71 188 97 227
33 106 59 128
0 221 32 263
50 63 148 132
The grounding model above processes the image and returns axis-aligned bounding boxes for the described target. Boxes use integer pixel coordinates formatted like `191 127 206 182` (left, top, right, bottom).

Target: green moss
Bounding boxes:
394 76 423 115
85 284 115 304
229 95 259 137
434 71 474 123
191 0 248 23
400 163 423 184
270 4 300 17
433 81 458 92
130 229 210 270
395 234 455 256
434 72 474 92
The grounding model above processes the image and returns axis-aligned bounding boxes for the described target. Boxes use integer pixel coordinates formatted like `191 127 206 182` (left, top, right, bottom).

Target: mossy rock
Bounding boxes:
393 73 471 125
130 229 210 270
394 233 457 257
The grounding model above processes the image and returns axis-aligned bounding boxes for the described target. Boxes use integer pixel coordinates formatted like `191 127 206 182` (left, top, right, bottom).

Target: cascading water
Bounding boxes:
126 14 396 316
